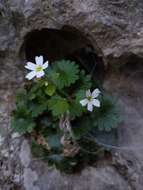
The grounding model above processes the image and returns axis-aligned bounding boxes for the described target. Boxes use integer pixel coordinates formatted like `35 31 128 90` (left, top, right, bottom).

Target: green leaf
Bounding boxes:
69 89 86 118
16 90 27 108
39 117 52 127
11 118 35 134
72 96 121 137
48 96 69 116
75 89 85 101
45 84 56 96
28 80 47 100
29 102 48 117
47 69 60 82
28 86 37 100
69 101 84 118
16 89 27 102
72 117 92 139
51 60 79 89
92 96 121 131
78 70 92 89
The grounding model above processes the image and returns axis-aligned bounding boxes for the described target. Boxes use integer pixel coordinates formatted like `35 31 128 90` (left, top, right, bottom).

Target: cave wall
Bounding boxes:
1 0 143 58
1 1 143 190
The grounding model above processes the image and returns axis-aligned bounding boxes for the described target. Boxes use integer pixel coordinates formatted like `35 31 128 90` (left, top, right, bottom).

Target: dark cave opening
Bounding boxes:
23 26 104 80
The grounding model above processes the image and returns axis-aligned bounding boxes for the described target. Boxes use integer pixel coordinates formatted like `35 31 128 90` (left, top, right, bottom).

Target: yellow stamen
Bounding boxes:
36 66 43 72
87 96 92 101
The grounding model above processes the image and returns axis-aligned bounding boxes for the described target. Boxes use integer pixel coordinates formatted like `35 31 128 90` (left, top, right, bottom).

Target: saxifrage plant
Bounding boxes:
11 56 120 173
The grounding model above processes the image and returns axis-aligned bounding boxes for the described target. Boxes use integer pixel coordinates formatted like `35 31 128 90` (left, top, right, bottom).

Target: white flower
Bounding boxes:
80 89 101 112
25 55 48 80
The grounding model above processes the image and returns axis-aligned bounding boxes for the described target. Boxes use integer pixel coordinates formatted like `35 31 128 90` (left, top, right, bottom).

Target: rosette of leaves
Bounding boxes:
11 59 121 173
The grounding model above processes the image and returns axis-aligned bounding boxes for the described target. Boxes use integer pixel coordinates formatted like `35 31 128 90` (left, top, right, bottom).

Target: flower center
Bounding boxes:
36 66 43 72
87 96 92 101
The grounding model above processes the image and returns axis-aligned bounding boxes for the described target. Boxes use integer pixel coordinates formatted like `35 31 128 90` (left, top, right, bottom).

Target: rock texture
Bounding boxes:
1 0 143 58
1 0 143 190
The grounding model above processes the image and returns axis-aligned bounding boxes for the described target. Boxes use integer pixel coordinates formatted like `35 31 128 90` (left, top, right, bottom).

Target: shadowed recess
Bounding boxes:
22 26 105 80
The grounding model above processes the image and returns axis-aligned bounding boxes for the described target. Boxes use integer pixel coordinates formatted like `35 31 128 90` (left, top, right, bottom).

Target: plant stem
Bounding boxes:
45 73 69 98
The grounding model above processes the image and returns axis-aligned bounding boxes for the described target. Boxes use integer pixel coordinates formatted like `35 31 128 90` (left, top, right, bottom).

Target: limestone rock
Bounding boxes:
0 0 143 59
0 1 143 190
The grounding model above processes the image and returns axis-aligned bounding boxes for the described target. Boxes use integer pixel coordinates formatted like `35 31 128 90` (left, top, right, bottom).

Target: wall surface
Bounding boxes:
0 1 143 189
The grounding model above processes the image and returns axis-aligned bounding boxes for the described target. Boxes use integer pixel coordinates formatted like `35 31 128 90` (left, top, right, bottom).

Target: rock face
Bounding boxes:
1 0 143 190
1 0 143 58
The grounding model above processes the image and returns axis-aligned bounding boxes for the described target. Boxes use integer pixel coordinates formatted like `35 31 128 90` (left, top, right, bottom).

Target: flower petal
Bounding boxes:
25 62 36 70
92 99 100 107
92 88 100 98
35 56 43 65
87 102 93 112
42 61 48 69
36 70 45 78
25 71 36 80
86 89 91 97
80 99 88 106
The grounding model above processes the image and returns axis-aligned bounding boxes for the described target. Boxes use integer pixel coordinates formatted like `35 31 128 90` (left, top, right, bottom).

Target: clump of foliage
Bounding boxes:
11 57 121 173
